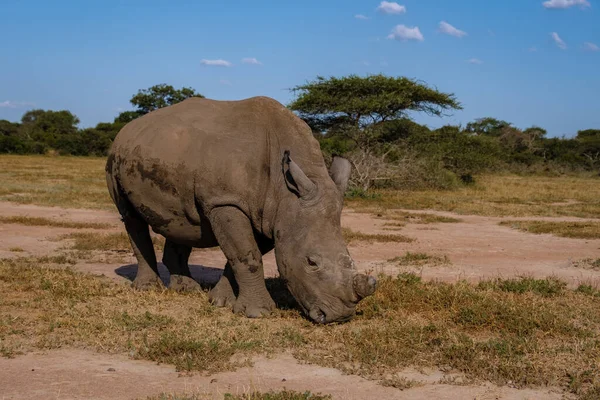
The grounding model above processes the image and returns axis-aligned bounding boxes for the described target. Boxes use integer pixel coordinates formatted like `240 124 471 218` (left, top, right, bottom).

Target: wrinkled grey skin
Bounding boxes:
105 96 376 323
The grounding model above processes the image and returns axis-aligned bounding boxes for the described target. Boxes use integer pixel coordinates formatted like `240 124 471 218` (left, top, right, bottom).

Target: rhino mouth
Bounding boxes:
285 279 357 324
309 304 356 324
309 307 327 324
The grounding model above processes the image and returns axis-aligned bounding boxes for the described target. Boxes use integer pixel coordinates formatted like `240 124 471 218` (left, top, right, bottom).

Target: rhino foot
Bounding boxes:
132 274 164 291
233 295 276 318
169 275 201 292
208 280 236 308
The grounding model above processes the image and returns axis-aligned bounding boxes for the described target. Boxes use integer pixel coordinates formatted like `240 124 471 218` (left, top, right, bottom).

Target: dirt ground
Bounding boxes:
1 201 598 399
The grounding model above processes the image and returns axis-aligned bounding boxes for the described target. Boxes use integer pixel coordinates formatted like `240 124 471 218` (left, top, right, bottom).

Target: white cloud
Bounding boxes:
467 58 483 64
355 14 369 20
438 21 467 38
0 100 35 108
551 32 567 49
543 0 590 9
200 59 232 67
376 1 406 14
529 46 538 52
584 42 599 51
219 79 232 86
241 57 262 65
362 61 371 66
387 25 424 41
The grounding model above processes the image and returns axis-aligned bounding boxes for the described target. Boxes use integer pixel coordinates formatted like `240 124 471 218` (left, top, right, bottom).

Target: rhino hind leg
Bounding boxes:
122 212 164 291
162 240 200 292
209 262 237 308
208 206 275 318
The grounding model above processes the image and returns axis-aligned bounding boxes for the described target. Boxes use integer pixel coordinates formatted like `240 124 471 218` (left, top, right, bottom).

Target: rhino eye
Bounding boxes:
307 256 319 269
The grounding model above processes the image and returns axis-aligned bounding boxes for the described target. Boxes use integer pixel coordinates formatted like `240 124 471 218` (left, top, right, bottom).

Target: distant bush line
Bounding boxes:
2 80 599 192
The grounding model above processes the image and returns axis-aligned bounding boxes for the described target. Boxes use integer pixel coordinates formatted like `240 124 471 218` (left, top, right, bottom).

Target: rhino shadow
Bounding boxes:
114 263 298 310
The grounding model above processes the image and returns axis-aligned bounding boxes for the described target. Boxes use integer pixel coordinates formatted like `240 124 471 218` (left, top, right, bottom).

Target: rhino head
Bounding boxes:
274 151 377 324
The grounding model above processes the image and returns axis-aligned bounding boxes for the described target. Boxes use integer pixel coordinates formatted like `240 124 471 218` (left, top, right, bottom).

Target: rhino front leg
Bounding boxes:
162 240 200 292
208 206 275 318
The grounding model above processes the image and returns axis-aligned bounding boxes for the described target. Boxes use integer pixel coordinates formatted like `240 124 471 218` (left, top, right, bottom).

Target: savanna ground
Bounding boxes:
1 155 600 400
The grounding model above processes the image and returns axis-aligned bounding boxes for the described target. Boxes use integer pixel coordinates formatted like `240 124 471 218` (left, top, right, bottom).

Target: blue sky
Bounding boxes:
1 0 598 137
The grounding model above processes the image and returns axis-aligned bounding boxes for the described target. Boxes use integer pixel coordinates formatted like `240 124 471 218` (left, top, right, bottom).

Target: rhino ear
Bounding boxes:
329 155 351 198
282 150 316 198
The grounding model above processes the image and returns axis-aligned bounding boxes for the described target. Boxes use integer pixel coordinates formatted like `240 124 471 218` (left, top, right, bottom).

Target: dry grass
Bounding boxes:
147 391 332 400
59 232 164 252
2 156 600 221
348 175 600 218
377 211 461 224
380 376 422 390
1 258 599 397
499 220 600 239
572 259 600 271
388 252 451 267
342 228 414 244
0 215 112 229
8 247 24 253
0 155 113 210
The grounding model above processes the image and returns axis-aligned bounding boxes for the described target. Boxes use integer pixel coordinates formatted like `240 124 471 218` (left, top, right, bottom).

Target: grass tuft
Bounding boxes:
342 228 414 244
0 215 112 229
477 277 566 298
146 391 332 400
59 232 164 252
388 252 451 267
379 211 461 224
500 220 600 239
572 258 600 271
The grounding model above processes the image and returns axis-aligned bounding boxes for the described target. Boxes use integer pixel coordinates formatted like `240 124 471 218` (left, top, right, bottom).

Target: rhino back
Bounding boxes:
108 96 327 244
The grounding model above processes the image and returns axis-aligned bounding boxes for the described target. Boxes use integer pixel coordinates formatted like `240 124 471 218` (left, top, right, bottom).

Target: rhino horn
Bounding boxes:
353 273 377 300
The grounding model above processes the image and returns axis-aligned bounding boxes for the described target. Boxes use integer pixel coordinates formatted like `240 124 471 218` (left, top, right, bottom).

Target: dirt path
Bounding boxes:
2 202 599 287
0 201 597 399
0 350 568 400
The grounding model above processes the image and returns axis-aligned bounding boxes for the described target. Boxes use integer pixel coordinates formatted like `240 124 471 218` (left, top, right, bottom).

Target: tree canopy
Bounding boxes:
288 74 461 133
129 84 204 115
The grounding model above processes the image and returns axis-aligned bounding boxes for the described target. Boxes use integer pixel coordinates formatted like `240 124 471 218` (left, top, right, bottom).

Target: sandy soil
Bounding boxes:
0 350 568 400
1 201 597 399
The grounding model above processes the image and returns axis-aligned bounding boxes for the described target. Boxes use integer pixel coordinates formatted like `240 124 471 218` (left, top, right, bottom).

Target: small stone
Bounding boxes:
210 379 217 383
31 369 35 371
107 368 116 372
281 378 287 382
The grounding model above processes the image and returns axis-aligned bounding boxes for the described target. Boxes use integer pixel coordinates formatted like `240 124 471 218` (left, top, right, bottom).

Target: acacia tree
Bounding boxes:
289 74 461 148
130 83 204 114
288 74 461 190
464 117 511 137
115 84 204 123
